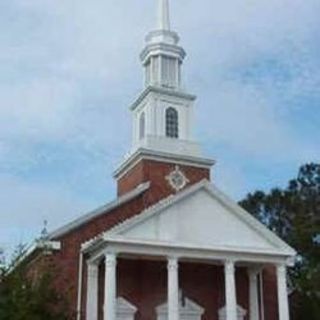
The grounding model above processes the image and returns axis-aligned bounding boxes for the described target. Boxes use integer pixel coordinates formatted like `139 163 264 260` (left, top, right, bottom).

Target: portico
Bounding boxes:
82 180 294 320
84 239 291 320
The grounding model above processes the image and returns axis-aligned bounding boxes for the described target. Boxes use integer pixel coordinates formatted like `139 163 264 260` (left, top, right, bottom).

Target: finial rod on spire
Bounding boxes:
157 0 171 30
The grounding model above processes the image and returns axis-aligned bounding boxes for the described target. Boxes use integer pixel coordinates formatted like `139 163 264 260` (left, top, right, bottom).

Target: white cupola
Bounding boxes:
141 0 185 90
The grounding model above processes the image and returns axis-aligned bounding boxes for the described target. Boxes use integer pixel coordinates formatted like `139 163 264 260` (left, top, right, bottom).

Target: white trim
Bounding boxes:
76 252 84 320
36 240 61 251
105 237 291 258
130 86 194 112
103 180 295 257
86 237 293 266
113 148 214 180
48 182 150 240
259 271 265 320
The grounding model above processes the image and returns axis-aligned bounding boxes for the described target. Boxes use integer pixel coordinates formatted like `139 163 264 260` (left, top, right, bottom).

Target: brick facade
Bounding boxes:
117 159 211 198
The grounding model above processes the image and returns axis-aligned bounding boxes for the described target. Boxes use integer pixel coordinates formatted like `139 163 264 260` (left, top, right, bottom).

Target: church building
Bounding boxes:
27 1 296 320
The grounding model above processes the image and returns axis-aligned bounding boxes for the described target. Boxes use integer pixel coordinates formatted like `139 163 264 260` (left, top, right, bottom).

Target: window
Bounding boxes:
166 107 179 138
139 112 145 140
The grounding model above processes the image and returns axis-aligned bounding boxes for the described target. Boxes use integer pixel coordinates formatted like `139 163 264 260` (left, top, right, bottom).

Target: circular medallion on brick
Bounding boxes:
166 166 189 192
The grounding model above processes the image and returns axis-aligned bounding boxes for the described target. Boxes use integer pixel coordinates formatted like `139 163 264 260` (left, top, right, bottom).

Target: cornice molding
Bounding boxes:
113 148 215 180
130 86 196 111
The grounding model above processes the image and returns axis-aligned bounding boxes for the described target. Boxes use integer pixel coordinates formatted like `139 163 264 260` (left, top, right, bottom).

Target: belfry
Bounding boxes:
25 2 295 320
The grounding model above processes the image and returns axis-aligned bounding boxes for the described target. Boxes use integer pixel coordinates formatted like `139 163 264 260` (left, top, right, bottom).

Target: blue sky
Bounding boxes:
0 0 319 253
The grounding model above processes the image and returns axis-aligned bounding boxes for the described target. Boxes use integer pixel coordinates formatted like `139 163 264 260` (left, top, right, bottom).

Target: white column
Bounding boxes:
104 253 117 320
248 268 260 320
167 257 179 320
277 264 290 320
87 263 99 320
224 261 237 320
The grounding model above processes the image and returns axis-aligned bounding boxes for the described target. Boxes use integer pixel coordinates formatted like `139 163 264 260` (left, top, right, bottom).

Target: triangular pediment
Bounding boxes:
107 181 295 256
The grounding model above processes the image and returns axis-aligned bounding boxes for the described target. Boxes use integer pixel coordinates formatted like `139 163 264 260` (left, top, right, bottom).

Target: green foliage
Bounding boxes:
0 245 70 320
240 163 320 320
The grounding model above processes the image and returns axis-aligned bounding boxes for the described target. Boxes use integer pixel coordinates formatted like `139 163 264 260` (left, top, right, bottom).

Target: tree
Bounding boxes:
0 245 71 320
240 163 320 320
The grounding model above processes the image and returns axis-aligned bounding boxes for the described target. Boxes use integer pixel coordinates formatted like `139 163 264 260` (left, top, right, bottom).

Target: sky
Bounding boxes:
0 0 319 253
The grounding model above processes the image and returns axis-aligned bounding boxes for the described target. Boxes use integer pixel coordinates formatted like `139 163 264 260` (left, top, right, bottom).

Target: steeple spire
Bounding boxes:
157 0 171 30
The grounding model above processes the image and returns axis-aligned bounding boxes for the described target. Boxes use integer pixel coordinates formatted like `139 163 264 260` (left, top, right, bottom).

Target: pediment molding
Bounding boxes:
103 181 295 258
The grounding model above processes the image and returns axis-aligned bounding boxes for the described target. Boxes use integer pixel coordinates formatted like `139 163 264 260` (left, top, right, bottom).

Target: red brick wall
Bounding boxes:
262 266 279 320
117 159 211 198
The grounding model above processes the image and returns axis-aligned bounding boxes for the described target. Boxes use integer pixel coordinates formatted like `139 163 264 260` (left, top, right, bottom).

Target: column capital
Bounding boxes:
276 263 287 269
105 252 117 268
224 260 236 274
247 266 263 278
87 262 99 276
276 264 287 279
167 256 179 270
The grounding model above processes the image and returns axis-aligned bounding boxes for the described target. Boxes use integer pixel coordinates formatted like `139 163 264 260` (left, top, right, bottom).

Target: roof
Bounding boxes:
48 182 150 240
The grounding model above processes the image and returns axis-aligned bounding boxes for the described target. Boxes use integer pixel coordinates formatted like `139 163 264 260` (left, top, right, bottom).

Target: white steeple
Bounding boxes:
127 0 202 158
113 0 215 181
157 0 171 30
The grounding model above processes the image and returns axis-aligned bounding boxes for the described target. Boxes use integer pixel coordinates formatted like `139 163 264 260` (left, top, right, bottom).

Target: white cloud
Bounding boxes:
0 173 98 248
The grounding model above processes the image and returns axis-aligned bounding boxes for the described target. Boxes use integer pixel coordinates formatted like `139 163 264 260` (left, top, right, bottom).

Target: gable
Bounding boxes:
107 182 295 256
